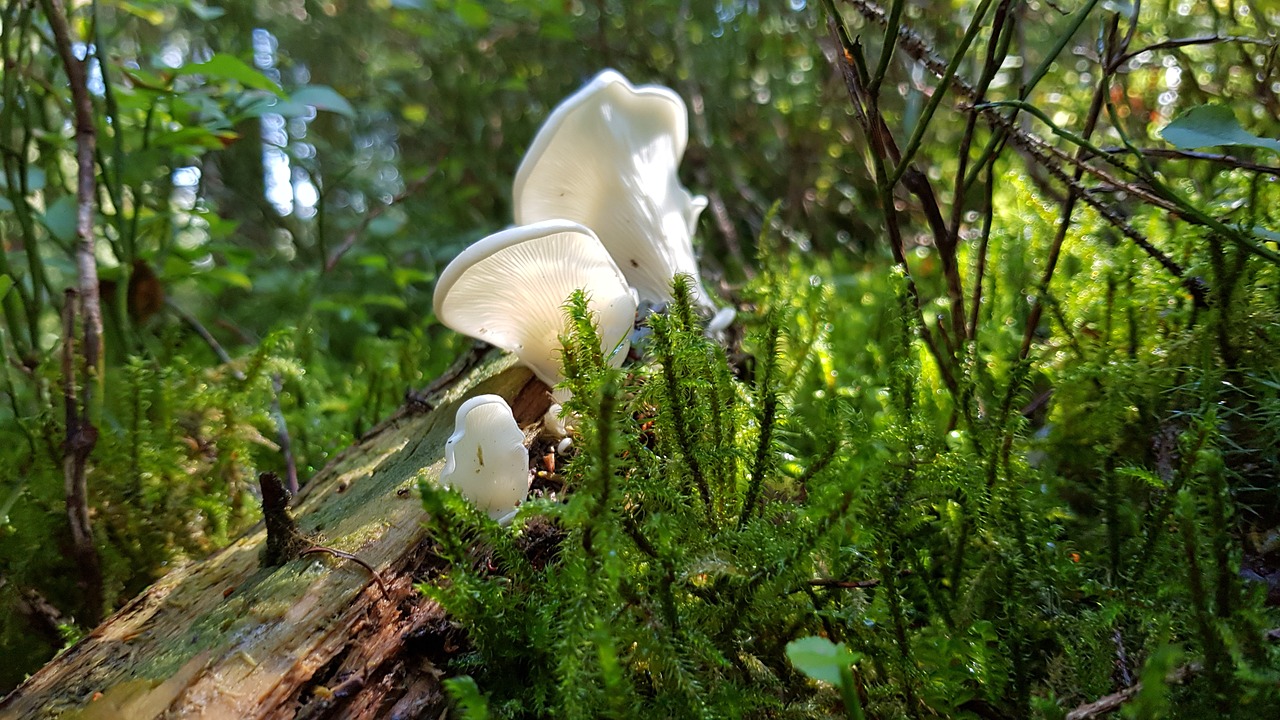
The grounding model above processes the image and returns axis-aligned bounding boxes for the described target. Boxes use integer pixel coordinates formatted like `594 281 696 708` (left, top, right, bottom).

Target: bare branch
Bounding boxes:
44 0 103 400
60 290 103 623
1064 663 1200 720
1117 34 1277 66
842 0 1216 305
45 0 105 623
1100 146 1280 177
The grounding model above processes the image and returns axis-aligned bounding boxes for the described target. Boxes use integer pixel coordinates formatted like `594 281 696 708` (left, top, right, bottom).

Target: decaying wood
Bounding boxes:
1063 662 1201 720
0 355 551 720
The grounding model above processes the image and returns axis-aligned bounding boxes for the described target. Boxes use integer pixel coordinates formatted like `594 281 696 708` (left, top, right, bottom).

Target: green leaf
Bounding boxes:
1115 466 1167 489
786 636 861 685
234 92 287 121
185 1 226 20
151 126 238 151
443 676 490 719
454 0 490 28
273 86 357 119
1124 643 1183 719
113 0 167 25
1160 105 1280 154
289 85 356 118
179 54 283 96
361 294 408 310
1240 225 1280 244
0 167 46 193
367 213 405 237
392 267 434 288
39 196 78 244
401 103 429 125
205 267 254 291
0 274 12 302
119 66 174 93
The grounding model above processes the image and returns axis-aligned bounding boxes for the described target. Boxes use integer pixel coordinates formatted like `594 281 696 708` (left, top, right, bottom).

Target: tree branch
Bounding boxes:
60 291 102 623
1064 663 1200 720
44 0 105 624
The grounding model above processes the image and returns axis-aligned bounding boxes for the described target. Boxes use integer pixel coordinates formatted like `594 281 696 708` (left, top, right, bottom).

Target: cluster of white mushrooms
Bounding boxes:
433 69 726 523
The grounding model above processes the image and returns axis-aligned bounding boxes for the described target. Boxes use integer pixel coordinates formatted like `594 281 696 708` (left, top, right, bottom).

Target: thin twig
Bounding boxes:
0 573 66 647
1099 146 1280 177
270 374 299 496
808 578 881 589
1014 21 1112 363
842 0 1214 302
1114 0 1141 65
300 546 391 599
404 340 488 412
60 290 103 623
1117 34 1277 66
323 174 432 273
822 1 960 397
867 0 904 98
976 98 1280 265
948 0 1016 344
967 174 995 338
1063 662 1200 720
167 298 238 368
991 114 1209 305
885 0 998 189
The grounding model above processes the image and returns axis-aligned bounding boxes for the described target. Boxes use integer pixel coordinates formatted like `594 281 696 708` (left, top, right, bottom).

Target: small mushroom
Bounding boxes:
543 401 570 438
432 219 637 389
706 306 737 335
438 394 530 523
513 69 714 311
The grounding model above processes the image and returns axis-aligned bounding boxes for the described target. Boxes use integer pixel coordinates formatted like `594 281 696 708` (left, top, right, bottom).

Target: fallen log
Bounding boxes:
0 354 550 720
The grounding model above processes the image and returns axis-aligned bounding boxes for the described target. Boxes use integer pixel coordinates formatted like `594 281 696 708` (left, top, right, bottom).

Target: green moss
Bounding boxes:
420 261 1280 719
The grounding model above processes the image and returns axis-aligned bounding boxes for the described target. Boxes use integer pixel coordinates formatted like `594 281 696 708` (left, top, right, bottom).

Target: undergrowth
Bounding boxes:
0 324 451 688
421 255 1280 718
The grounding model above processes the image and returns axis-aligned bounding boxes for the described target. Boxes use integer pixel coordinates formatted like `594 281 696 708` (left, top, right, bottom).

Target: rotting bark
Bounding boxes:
259 472 313 567
0 354 552 720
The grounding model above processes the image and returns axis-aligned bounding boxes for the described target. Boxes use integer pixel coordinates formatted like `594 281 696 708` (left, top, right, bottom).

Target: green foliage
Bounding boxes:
787 636 866 720
2 0 1280 713
424 281 816 717
422 242 1280 717
0 0 460 681
1161 105 1280 154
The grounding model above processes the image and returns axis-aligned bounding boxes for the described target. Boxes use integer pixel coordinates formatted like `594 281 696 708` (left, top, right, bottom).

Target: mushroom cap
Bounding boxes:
513 69 712 309
439 394 530 520
432 219 636 388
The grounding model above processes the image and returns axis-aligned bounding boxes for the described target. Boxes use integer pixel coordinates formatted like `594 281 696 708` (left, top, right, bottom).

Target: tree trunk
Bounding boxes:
0 355 550 720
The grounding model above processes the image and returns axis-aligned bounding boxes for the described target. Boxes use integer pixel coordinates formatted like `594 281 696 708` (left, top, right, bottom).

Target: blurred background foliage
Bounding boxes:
1 0 1279 712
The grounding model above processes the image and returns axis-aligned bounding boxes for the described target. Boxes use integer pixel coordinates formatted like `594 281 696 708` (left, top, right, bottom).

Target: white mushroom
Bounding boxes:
432 219 637 389
706 306 737 335
513 69 714 311
543 401 570 438
438 394 530 523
